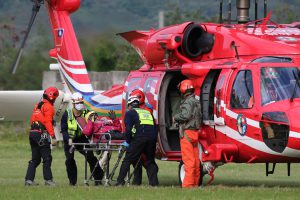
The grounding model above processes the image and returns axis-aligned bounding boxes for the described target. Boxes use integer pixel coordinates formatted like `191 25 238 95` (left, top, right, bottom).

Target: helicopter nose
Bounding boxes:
288 106 300 131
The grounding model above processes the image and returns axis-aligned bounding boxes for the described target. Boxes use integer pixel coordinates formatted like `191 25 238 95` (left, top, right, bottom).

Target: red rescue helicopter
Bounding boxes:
10 0 300 185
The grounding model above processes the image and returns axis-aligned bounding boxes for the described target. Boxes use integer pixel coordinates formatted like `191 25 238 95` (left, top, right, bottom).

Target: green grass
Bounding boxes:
1 122 300 199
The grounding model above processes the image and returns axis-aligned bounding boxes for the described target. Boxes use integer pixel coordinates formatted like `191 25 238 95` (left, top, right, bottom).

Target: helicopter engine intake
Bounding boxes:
119 22 214 67
181 23 214 59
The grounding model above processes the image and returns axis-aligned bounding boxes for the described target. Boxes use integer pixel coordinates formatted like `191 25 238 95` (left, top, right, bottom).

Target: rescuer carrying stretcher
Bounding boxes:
128 89 154 185
60 92 104 186
115 96 159 186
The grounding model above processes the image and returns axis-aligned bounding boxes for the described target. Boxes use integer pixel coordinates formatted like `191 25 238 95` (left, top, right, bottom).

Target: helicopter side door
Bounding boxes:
121 71 144 118
224 65 261 162
214 69 233 125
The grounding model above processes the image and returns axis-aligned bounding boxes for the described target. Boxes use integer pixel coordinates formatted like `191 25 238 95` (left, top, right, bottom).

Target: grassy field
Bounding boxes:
1 123 300 199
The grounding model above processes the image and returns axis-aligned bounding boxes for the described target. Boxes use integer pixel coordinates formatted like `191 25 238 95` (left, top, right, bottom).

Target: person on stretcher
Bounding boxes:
82 110 124 143
82 110 124 170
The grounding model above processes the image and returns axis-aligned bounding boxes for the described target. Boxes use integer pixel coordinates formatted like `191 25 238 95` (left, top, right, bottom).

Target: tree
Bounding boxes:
273 4 298 23
81 34 142 72
164 2 213 26
0 20 51 90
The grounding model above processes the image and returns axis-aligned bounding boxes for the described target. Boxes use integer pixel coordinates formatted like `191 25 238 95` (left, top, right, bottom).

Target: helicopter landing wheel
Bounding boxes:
178 161 204 187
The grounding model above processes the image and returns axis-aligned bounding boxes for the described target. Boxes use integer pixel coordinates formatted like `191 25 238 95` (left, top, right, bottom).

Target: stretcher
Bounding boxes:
71 132 126 186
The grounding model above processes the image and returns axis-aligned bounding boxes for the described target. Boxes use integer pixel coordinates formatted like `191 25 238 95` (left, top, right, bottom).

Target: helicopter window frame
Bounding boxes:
230 70 254 109
260 67 300 106
143 77 159 103
251 56 293 63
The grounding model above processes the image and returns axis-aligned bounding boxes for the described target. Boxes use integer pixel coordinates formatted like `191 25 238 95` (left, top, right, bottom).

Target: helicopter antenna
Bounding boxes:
255 0 258 21
10 0 44 74
264 0 267 18
227 0 232 24
219 0 223 24
231 41 240 61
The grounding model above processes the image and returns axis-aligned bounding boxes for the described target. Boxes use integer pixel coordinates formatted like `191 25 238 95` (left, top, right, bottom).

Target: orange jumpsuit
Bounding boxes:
180 130 200 187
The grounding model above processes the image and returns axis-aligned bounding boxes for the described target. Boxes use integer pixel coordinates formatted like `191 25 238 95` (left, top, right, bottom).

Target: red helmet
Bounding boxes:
44 87 59 101
130 89 145 104
178 79 194 94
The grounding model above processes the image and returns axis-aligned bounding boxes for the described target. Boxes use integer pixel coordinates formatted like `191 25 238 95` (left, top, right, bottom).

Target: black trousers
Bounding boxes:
132 162 143 185
25 131 53 181
64 135 104 185
132 154 147 185
117 137 159 186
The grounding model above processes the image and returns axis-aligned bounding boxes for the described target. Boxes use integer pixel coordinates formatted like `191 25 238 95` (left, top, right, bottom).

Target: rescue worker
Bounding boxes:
173 79 202 188
129 89 153 185
25 87 59 186
61 92 104 186
116 96 159 186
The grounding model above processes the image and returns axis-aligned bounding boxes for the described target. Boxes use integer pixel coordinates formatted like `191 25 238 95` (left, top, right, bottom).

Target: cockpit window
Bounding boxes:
252 56 293 63
230 70 254 109
261 67 300 106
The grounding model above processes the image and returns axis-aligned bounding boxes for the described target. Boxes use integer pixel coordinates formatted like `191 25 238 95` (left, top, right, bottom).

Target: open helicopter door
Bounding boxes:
122 70 165 121
122 71 187 160
122 70 169 157
122 71 145 117
157 72 187 160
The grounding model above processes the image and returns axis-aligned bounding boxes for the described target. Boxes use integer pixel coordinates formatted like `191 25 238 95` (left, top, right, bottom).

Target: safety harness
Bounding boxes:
31 101 45 132
31 101 51 146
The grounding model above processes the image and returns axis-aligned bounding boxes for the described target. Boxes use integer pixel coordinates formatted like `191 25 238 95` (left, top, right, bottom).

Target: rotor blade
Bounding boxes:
11 2 41 74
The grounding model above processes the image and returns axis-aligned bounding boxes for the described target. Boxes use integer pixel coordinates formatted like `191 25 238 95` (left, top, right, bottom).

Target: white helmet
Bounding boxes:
71 92 83 104
127 96 140 106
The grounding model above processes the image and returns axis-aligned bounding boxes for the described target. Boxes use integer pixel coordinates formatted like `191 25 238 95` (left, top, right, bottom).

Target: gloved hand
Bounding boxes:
108 110 116 120
121 141 129 148
68 138 73 146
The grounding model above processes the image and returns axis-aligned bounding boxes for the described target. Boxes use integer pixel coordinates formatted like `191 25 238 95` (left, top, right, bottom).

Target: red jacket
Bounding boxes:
83 117 121 142
30 99 55 138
